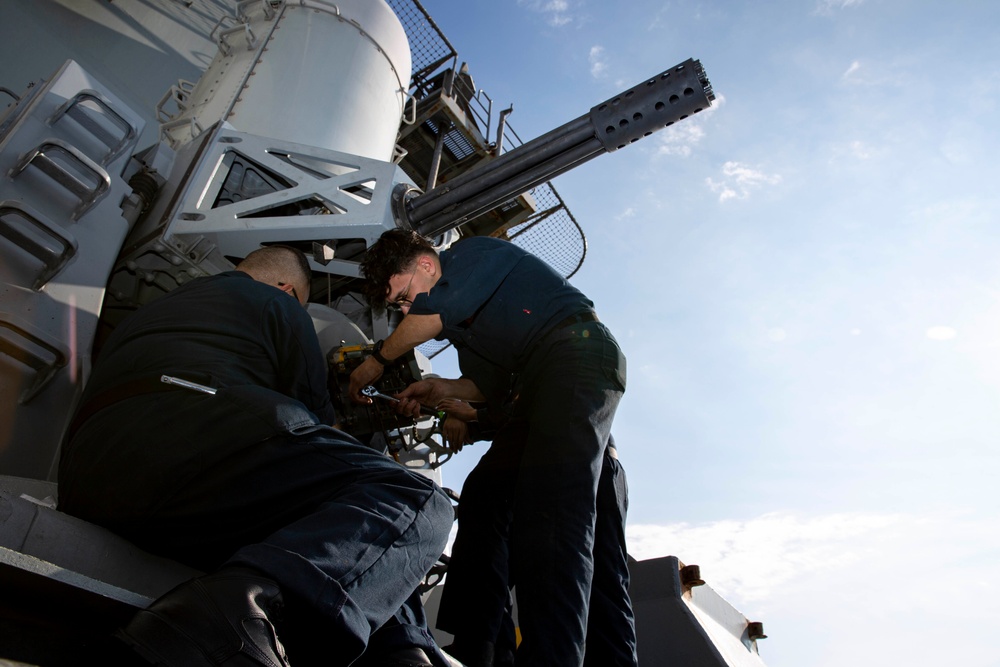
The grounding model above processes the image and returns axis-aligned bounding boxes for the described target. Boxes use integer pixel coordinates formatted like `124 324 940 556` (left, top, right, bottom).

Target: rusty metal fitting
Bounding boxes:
747 621 767 640
680 564 705 587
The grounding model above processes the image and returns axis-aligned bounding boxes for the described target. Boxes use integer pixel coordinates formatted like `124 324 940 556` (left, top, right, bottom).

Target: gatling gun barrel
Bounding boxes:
402 58 715 238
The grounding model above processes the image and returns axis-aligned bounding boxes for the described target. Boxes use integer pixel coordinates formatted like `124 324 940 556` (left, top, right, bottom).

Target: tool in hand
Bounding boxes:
161 375 217 395
362 386 445 419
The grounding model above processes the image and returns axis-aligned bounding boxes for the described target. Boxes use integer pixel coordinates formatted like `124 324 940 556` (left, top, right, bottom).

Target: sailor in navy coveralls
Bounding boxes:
350 230 637 667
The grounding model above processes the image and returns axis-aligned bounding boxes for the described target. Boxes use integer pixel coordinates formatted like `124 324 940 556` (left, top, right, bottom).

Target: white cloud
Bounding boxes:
848 140 872 159
615 207 636 222
705 161 782 202
518 0 574 27
814 0 865 16
654 93 723 157
839 58 891 87
828 139 880 165
627 511 1000 666
628 512 898 603
589 45 608 79
656 123 705 157
926 325 958 340
843 60 862 79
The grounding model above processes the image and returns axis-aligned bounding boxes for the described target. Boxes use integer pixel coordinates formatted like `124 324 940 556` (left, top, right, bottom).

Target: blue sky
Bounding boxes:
420 1 1000 665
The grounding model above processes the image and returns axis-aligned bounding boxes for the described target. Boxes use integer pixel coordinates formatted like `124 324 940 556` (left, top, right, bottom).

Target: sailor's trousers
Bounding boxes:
59 389 453 665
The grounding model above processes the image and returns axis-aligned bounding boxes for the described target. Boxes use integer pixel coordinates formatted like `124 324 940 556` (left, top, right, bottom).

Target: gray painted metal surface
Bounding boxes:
0 59 145 479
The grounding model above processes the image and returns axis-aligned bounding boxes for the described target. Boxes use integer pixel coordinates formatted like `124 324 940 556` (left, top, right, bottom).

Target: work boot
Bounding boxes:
117 566 289 667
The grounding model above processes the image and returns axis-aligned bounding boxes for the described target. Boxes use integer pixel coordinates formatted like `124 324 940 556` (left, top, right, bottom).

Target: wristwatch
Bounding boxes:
371 339 393 366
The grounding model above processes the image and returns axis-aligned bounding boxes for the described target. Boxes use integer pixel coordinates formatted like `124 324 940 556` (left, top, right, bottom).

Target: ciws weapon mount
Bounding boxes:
0 2 766 666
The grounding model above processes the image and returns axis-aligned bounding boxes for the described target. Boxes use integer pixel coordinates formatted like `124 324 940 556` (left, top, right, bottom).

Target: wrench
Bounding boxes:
362 385 398 403
362 386 445 419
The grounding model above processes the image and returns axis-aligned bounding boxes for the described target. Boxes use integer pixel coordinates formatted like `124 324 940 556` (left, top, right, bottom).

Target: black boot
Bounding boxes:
117 566 289 667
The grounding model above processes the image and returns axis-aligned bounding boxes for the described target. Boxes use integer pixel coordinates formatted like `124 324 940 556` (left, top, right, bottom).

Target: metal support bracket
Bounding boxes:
216 22 258 55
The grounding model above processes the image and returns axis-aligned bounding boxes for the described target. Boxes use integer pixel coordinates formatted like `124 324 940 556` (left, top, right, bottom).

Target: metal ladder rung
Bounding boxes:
0 311 68 405
9 139 111 220
0 201 78 290
47 90 137 166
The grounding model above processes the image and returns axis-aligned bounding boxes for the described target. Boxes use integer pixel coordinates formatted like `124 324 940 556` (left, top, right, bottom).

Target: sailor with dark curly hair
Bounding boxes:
349 229 637 667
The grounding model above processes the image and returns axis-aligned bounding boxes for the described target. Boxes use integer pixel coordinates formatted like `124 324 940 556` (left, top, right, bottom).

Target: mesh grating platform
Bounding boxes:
506 182 586 280
385 0 457 84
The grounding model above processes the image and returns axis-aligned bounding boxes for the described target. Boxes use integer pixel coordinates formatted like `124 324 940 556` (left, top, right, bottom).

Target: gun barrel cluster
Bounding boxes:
406 58 715 238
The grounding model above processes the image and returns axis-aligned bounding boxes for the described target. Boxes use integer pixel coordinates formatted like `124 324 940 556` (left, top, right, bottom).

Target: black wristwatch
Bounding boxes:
371 339 393 366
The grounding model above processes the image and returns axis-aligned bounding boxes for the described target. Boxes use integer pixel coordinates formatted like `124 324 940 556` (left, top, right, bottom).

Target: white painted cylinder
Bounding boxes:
173 0 411 161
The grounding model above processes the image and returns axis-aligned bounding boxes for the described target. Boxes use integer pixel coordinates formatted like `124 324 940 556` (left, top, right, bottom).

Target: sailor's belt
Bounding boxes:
552 310 599 330
535 310 599 350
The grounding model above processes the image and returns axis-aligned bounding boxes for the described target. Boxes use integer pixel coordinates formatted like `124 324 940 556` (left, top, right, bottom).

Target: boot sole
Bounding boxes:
116 610 217 667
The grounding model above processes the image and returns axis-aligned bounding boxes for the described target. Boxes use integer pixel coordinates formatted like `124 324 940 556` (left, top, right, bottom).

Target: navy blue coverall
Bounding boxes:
57 271 453 665
408 237 637 666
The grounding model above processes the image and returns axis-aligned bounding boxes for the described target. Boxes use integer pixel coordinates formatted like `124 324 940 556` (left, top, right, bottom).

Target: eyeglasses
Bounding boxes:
388 269 417 310
278 282 304 307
